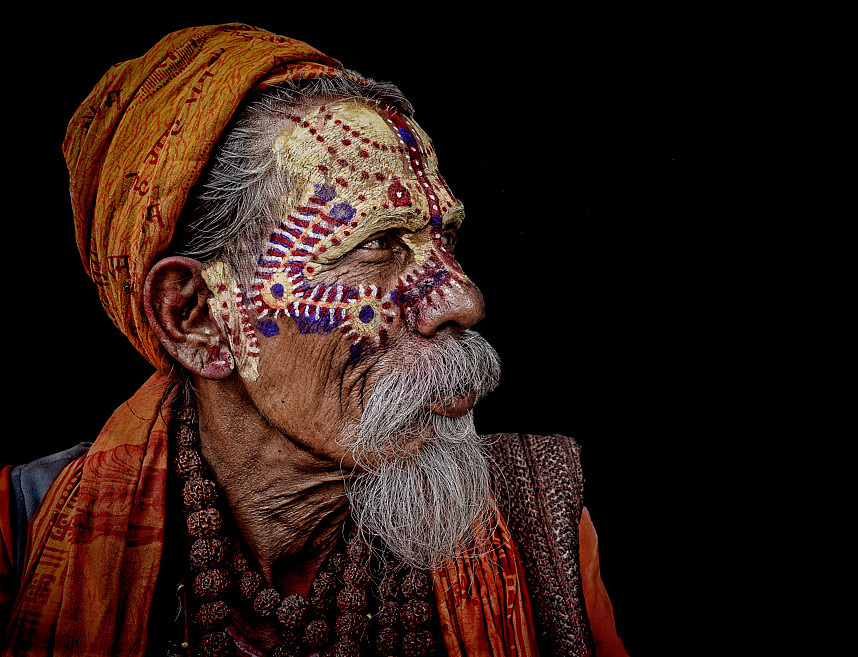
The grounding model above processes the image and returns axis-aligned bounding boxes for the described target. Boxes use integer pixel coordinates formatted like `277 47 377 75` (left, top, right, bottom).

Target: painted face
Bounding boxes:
204 100 477 380
200 99 487 468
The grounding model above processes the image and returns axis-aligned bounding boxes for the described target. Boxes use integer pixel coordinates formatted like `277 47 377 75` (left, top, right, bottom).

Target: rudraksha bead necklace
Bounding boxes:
171 401 444 656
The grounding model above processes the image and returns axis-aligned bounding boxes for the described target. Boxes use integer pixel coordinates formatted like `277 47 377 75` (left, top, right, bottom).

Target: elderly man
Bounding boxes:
1 24 627 657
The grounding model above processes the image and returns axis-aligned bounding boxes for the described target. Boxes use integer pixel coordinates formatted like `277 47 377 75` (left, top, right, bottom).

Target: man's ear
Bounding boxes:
143 256 234 379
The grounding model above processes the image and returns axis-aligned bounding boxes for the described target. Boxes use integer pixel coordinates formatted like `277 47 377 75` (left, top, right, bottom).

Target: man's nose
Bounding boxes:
414 279 485 338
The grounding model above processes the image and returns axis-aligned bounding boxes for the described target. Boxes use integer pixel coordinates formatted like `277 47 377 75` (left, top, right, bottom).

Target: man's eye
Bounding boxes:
359 234 392 250
441 229 457 251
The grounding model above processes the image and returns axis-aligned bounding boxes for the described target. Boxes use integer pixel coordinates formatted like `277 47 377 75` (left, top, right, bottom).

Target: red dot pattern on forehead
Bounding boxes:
384 110 446 218
235 102 467 359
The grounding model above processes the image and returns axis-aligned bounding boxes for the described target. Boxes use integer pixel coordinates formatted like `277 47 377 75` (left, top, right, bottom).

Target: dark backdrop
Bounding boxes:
2 8 849 656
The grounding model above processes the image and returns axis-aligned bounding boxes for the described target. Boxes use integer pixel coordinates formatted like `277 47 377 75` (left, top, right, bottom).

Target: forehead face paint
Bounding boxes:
240 100 470 362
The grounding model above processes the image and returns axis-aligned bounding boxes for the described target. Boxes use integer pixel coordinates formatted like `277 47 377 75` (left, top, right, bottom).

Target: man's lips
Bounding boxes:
425 391 477 418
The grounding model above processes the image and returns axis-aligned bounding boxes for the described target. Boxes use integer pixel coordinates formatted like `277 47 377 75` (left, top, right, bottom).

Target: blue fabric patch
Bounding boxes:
10 442 92 577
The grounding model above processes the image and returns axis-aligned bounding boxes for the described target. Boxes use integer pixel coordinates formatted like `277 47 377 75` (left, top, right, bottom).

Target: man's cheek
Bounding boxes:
338 284 398 349
203 261 260 381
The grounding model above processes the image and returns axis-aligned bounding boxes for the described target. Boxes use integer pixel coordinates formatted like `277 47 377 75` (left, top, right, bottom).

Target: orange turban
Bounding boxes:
64 23 353 369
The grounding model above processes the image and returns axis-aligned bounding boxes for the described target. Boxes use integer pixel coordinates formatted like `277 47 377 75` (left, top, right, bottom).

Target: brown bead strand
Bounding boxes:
267 538 348 657
399 570 440 657
172 399 442 656
373 568 404 656
372 567 442 657
325 531 376 656
172 406 236 657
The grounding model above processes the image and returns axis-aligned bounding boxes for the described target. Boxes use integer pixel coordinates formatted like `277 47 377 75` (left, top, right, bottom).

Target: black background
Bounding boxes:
1 7 850 656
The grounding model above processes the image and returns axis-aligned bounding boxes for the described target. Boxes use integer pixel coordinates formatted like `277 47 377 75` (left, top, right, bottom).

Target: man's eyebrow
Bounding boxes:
365 207 425 229
361 203 465 233
443 204 465 228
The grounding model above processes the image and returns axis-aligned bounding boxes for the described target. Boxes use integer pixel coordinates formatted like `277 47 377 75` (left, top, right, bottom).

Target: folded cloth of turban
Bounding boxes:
3 24 543 657
64 22 351 370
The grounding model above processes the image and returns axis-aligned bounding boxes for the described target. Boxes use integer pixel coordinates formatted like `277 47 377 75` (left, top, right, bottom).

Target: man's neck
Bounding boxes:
193 376 351 585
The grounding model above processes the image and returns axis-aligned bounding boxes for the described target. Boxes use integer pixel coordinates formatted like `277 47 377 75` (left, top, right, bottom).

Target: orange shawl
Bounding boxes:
3 374 171 655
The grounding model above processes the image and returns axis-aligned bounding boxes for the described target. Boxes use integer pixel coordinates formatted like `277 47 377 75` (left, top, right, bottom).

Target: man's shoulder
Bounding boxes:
484 433 583 477
483 432 586 528
7 442 92 577
482 433 596 655
10 443 93 519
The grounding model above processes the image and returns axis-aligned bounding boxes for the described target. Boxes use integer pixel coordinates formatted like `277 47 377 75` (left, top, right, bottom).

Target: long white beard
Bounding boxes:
342 330 501 570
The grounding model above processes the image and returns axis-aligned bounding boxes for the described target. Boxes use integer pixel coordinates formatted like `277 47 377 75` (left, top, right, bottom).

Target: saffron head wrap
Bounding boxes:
64 23 353 369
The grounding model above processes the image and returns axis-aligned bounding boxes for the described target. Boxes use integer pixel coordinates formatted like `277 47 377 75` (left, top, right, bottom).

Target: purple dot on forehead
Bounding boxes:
330 202 356 221
270 283 284 299
314 183 337 202
358 304 375 323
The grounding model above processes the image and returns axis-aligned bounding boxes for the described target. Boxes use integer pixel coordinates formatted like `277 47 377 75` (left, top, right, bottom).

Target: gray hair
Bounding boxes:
173 71 413 288
343 330 501 570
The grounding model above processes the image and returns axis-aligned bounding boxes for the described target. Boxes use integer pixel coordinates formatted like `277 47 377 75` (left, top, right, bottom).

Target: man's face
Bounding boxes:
206 100 490 466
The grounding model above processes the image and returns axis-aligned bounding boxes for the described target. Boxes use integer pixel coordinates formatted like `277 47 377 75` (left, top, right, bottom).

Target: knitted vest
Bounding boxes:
487 433 596 657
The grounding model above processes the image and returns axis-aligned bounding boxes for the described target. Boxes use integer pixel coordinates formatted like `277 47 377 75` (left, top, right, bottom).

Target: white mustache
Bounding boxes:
345 330 501 457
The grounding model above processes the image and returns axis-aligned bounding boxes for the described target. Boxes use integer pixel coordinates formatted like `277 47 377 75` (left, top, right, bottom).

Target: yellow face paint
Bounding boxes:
242 100 470 355
269 101 457 263
202 261 259 381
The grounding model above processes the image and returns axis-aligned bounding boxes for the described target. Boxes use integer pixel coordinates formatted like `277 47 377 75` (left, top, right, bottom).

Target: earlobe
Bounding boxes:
143 256 234 379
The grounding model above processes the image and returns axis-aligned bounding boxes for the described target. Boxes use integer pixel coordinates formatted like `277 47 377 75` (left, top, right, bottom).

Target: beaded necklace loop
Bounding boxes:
170 398 443 656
